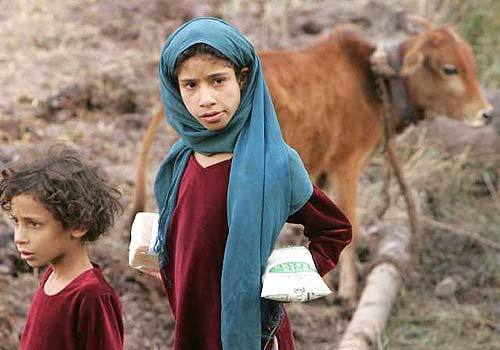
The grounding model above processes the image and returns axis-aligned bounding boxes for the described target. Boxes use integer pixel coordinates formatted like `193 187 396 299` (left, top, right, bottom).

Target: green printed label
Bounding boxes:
270 262 316 273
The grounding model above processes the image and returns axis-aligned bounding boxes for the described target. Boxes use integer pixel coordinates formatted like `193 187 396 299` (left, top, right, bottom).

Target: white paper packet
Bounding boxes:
129 212 160 272
261 246 332 302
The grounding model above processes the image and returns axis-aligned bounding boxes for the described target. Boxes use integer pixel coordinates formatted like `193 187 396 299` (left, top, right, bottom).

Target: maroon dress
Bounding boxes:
20 265 124 350
161 155 351 350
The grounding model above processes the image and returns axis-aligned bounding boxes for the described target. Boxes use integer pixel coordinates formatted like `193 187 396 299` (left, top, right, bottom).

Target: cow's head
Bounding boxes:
401 20 493 127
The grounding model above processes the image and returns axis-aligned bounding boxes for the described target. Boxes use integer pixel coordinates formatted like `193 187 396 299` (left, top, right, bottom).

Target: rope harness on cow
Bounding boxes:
370 44 420 257
370 44 424 129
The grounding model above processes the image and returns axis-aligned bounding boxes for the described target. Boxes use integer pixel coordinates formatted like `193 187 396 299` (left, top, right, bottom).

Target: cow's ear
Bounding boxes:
401 50 424 76
426 31 445 46
398 13 434 34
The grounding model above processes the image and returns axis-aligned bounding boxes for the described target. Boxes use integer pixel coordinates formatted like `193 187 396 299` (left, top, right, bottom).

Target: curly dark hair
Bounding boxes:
0 145 123 241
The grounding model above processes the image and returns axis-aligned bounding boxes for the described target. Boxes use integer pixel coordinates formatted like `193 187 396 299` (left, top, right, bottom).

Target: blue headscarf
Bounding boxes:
154 17 313 349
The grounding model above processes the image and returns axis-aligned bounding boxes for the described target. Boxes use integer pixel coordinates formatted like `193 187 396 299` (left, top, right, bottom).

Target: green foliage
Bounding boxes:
445 0 500 87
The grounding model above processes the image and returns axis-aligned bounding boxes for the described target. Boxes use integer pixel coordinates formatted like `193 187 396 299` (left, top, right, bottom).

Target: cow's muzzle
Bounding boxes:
476 107 494 126
481 108 494 125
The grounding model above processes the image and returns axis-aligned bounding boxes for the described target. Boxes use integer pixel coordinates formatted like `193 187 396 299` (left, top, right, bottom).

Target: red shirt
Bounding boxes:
161 155 351 350
20 264 124 350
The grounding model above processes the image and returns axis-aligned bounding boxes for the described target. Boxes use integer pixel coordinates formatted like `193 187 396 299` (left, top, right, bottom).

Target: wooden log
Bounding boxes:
337 224 411 350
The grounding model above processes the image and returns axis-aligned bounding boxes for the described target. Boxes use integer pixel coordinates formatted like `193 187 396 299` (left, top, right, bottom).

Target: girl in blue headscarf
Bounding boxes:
152 17 351 350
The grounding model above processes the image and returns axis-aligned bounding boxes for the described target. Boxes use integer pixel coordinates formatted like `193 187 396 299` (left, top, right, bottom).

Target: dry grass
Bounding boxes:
382 288 500 350
358 127 500 349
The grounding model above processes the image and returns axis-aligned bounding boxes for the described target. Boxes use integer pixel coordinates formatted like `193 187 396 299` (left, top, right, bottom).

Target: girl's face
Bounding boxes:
177 54 247 131
10 194 85 268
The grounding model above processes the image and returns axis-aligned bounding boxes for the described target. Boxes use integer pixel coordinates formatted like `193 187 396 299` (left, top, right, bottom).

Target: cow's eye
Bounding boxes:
443 65 458 75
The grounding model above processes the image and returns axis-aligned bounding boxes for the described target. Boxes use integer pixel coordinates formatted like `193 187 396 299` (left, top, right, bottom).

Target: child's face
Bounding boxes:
177 54 246 131
9 194 85 268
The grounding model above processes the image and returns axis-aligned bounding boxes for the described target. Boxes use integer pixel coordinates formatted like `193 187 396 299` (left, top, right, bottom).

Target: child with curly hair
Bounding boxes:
0 145 124 350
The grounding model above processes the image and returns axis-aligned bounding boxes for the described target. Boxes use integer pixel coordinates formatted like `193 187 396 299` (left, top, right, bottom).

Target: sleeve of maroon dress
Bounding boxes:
78 292 124 350
287 185 352 276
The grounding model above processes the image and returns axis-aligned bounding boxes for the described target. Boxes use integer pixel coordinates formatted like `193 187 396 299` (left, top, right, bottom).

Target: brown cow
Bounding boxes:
131 19 493 308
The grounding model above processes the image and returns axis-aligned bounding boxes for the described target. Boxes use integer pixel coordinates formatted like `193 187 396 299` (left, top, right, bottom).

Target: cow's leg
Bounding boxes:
325 160 362 309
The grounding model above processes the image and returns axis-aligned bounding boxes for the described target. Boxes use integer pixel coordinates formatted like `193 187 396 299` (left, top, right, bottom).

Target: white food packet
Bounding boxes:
129 212 160 272
261 246 332 302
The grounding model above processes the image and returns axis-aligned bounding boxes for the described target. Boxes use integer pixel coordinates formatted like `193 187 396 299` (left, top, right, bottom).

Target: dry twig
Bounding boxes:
482 172 500 212
422 216 500 251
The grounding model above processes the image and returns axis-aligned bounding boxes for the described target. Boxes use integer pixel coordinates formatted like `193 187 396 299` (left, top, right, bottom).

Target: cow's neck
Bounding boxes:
380 39 425 134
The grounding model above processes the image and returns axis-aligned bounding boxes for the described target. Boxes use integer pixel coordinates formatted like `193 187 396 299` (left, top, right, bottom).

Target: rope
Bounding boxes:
374 73 420 256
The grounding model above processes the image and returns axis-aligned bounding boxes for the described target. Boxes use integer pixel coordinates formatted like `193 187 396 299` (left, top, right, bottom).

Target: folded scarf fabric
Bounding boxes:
153 17 313 350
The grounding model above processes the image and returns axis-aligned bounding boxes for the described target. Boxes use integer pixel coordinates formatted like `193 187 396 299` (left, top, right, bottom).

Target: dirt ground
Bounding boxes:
0 1 499 349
